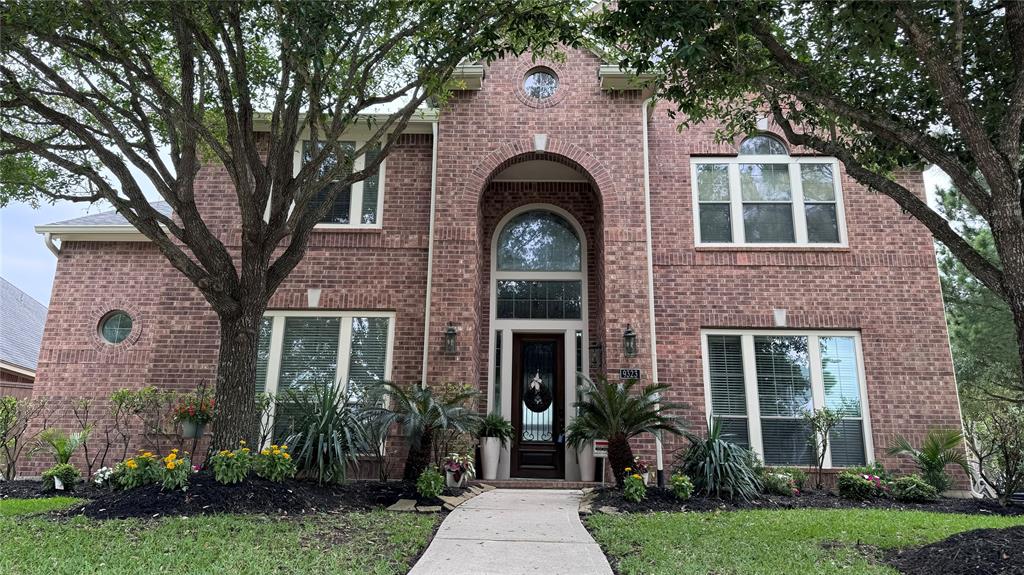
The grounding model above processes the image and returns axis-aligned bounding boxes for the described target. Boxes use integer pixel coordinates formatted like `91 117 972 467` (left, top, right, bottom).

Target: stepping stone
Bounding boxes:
476 483 496 491
416 505 442 513
439 495 465 508
387 499 418 512
597 506 621 515
467 486 484 495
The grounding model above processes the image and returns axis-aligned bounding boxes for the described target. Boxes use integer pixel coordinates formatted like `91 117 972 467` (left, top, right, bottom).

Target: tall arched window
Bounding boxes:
494 209 584 320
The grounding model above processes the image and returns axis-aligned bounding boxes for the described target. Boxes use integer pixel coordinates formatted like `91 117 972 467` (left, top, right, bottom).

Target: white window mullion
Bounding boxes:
807 335 832 468
741 334 763 459
791 163 808 244
262 316 286 449
336 315 353 394
729 163 745 243
349 144 366 225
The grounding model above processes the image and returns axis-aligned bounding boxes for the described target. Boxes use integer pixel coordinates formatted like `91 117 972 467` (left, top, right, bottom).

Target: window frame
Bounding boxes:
281 139 387 230
700 329 873 469
258 310 397 445
691 156 848 248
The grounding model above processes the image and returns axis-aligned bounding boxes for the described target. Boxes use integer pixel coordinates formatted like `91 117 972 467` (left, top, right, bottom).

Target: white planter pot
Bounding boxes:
577 444 595 482
445 470 467 488
480 437 502 480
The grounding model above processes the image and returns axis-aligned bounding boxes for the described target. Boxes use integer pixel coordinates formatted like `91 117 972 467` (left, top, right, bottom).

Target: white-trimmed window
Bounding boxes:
692 135 846 246
255 311 395 439
701 329 872 468
299 140 385 228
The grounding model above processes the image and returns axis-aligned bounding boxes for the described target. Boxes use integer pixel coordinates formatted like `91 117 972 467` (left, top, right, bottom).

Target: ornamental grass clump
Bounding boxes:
210 441 253 484
254 444 296 482
623 469 647 503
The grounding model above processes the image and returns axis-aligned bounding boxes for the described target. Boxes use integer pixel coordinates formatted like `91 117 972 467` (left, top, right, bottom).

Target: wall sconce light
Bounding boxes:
589 340 604 372
623 324 638 358
444 322 457 355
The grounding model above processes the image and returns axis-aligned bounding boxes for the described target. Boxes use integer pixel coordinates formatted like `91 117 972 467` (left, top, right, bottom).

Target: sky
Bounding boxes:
0 166 954 308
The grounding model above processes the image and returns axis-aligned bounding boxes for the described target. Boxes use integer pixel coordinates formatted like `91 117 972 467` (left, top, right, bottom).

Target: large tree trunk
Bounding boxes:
211 308 264 451
989 190 1024 401
608 433 635 487
403 429 434 481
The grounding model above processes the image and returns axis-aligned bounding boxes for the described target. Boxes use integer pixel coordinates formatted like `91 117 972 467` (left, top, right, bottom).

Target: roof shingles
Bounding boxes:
0 278 47 371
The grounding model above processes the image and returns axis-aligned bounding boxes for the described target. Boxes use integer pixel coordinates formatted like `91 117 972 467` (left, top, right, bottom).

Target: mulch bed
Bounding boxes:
1 480 106 501
1 476 465 520
589 486 1024 516
887 526 1024 575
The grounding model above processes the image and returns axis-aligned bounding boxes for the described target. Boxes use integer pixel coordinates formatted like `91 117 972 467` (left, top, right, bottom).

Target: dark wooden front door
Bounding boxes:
511 333 565 478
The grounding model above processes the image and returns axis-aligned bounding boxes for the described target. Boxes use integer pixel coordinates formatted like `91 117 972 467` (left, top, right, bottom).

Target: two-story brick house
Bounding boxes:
29 47 961 482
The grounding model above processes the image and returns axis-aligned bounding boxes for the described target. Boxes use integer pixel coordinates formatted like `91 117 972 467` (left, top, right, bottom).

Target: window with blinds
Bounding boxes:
255 312 394 445
302 140 384 227
706 335 749 448
703 330 870 468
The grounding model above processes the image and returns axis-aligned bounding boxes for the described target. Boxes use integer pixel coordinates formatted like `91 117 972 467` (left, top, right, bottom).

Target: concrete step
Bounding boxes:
468 479 604 489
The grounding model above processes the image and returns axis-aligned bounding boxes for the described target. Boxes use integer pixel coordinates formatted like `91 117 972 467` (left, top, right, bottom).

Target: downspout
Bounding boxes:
43 232 60 257
420 121 440 389
642 97 665 487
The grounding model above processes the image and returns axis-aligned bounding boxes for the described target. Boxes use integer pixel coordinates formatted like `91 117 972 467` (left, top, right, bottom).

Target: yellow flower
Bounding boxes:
125 459 138 469
142 452 154 458
171 448 179 453
239 440 247 446
283 453 291 460
271 445 279 450
241 448 250 453
261 449 270 456
272 449 281 456
624 467 632 472
227 452 236 458
166 453 177 462
281 444 288 450
166 461 177 470
632 474 642 480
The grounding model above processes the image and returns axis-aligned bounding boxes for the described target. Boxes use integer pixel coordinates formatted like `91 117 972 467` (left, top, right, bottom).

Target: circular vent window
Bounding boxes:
99 310 133 344
523 68 558 100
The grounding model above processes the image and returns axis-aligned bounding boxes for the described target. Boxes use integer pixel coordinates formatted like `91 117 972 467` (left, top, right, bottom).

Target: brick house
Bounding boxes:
29 48 961 482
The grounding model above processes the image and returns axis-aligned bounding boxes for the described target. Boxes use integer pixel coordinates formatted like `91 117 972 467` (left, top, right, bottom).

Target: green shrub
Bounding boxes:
42 463 80 491
623 471 647 502
761 469 800 497
888 429 969 494
892 475 939 503
670 473 693 500
679 419 761 500
848 462 892 481
210 442 253 484
837 471 888 500
775 467 808 491
416 467 445 499
254 444 297 482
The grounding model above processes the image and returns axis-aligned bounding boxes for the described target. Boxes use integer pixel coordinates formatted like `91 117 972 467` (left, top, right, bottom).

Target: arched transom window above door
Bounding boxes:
496 210 581 272
494 209 585 321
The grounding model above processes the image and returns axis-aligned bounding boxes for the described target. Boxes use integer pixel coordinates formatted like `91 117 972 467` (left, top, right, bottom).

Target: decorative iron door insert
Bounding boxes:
511 333 565 478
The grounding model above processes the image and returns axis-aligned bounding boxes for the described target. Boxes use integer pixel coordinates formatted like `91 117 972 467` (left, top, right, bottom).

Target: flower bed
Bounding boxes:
586 486 1024 516
886 525 1024 575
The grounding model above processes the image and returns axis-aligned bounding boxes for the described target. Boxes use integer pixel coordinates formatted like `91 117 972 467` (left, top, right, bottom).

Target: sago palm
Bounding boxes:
37 428 91 465
374 383 480 481
887 428 969 493
566 376 686 486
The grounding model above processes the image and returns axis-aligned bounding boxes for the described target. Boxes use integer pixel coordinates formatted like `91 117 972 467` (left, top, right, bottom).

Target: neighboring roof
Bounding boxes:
0 277 47 373
39 201 172 228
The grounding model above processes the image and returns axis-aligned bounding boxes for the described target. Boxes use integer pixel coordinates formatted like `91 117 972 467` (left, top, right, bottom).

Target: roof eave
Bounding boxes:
598 65 656 91
34 225 153 242
252 109 441 134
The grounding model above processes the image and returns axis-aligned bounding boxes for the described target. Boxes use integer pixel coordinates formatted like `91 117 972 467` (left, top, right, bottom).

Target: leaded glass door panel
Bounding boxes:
511 333 564 478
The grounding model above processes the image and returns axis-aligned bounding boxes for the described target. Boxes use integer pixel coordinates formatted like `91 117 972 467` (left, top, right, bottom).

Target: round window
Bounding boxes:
523 68 558 100
99 311 133 344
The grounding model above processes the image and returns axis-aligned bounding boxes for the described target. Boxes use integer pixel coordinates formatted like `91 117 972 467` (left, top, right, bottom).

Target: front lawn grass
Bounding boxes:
0 497 82 517
0 501 437 575
587 508 1024 575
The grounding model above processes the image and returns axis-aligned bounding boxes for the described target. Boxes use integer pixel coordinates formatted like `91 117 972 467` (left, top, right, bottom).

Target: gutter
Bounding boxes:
641 97 665 487
43 232 60 257
420 121 440 388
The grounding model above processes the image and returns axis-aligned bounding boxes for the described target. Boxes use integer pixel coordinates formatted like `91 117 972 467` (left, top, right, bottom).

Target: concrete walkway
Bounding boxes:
408 489 613 575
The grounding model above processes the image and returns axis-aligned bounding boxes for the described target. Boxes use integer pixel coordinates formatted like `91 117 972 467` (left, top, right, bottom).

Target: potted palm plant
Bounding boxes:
475 413 513 480
566 376 686 486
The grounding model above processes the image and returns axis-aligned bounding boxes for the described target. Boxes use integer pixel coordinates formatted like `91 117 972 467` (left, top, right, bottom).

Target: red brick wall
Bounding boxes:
27 47 960 482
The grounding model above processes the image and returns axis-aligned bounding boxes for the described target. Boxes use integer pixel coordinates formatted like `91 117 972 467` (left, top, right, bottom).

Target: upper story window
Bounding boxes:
523 67 558 100
301 140 383 228
692 134 846 247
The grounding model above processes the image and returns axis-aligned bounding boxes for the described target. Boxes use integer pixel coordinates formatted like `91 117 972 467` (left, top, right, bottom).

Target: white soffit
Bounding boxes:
490 160 588 182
